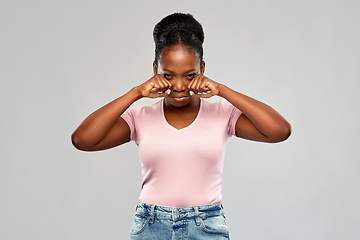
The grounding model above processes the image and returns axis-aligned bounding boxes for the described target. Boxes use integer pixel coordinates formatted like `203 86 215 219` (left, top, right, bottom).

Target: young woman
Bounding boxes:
72 13 291 240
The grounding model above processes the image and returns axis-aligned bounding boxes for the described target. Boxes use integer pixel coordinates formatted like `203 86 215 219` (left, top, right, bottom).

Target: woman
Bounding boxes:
72 13 291 240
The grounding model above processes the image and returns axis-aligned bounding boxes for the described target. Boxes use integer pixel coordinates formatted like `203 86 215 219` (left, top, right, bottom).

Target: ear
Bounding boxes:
153 61 158 74
201 61 205 74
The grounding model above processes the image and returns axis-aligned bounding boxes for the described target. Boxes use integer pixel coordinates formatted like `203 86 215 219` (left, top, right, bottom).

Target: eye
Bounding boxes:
163 74 172 79
186 73 197 79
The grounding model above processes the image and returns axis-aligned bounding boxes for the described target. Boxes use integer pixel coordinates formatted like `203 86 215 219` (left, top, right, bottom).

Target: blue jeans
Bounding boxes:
129 202 230 239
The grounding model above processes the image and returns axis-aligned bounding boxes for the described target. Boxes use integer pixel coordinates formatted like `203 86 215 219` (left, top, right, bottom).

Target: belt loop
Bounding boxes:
149 205 155 224
172 207 176 221
194 206 201 226
221 204 226 217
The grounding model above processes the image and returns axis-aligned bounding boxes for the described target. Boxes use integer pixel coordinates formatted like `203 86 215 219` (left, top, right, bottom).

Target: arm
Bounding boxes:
187 75 291 143
218 85 291 143
71 74 172 151
71 87 141 151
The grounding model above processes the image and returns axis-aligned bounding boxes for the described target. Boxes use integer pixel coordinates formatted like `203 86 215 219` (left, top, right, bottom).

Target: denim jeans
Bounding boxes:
129 202 230 240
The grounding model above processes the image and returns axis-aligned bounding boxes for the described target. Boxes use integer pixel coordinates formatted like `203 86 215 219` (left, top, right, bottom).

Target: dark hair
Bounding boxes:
153 13 204 65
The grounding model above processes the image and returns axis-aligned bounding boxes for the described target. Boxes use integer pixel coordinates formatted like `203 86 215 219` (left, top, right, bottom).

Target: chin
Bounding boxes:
166 97 192 108
170 101 189 108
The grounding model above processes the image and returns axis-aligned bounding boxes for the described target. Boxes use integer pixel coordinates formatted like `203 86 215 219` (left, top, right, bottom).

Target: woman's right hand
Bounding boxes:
137 74 172 98
72 74 173 151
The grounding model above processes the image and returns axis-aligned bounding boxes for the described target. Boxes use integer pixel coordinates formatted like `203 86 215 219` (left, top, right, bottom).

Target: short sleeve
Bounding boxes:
220 100 242 136
120 107 137 143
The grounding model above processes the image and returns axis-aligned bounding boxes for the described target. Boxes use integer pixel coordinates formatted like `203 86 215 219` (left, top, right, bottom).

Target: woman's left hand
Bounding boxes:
187 74 221 98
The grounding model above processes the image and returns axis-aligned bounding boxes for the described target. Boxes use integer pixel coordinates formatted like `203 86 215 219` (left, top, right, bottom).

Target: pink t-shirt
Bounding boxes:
121 98 242 207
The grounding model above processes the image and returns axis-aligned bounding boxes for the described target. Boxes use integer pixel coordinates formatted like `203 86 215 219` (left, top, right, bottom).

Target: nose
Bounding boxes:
171 78 187 92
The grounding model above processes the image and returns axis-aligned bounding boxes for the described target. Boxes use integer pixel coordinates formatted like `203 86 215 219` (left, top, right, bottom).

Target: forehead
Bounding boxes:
160 45 200 72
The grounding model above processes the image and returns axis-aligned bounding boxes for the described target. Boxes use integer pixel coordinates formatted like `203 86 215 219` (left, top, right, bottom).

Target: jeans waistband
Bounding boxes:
135 202 224 222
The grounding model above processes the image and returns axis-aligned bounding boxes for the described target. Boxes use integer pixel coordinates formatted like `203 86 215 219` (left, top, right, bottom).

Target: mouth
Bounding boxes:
171 95 189 102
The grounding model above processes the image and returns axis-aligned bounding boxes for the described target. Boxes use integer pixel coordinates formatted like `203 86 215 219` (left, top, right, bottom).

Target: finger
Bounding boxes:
189 90 195 97
159 75 172 88
196 75 209 93
153 75 169 93
198 92 213 98
197 75 212 93
189 92 201 98
189 74 200 90
194 78 205 94
198 78 209 93
148 88 168 98
192 91 213 98
187 77 195 90
155 91 170 98
149 78 172 96
154 77 165 90
188 78 200 94
149 82 160 93
187 74 200 91
159 77 172 93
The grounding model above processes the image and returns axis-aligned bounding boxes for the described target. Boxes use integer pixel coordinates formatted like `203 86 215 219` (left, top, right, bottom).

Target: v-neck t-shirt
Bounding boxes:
121 98 242 207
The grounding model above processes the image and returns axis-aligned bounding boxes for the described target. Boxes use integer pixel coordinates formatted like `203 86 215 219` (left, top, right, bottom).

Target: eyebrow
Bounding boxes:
163 69 197 74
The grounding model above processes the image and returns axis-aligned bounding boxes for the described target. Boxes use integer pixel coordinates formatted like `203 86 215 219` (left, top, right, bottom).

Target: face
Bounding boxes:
153 44 205 108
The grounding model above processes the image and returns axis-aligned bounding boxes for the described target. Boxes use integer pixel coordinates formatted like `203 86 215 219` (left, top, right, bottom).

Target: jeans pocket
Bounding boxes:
130 213 148 235
200 214 229 235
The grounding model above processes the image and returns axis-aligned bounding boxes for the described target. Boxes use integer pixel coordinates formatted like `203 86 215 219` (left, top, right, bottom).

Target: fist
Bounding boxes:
187 74 220 98
138 74 173 98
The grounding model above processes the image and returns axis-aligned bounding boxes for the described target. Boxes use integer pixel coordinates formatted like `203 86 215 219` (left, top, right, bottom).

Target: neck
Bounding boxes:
164 98 200 112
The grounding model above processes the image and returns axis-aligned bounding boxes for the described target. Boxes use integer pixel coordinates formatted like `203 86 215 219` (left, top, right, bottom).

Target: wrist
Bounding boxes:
217 84 228 98
131 86 144 100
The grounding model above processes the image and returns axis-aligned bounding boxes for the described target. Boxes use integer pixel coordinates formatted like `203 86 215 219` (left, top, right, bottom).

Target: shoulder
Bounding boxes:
201 99 234 114
127 99 163 117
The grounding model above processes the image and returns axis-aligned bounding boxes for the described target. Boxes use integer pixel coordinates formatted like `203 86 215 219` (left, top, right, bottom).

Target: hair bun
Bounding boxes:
153 13 205 65
153 13 204 44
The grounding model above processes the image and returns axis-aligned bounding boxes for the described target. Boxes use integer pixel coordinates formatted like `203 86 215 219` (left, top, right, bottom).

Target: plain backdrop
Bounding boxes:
1 0 359 239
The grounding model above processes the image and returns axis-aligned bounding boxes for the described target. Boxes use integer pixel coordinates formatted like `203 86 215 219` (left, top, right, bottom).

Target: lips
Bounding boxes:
171 95 188 98
171 95 189 102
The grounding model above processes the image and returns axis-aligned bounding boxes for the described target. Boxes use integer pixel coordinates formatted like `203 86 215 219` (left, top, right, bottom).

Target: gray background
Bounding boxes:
1 0 359 239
